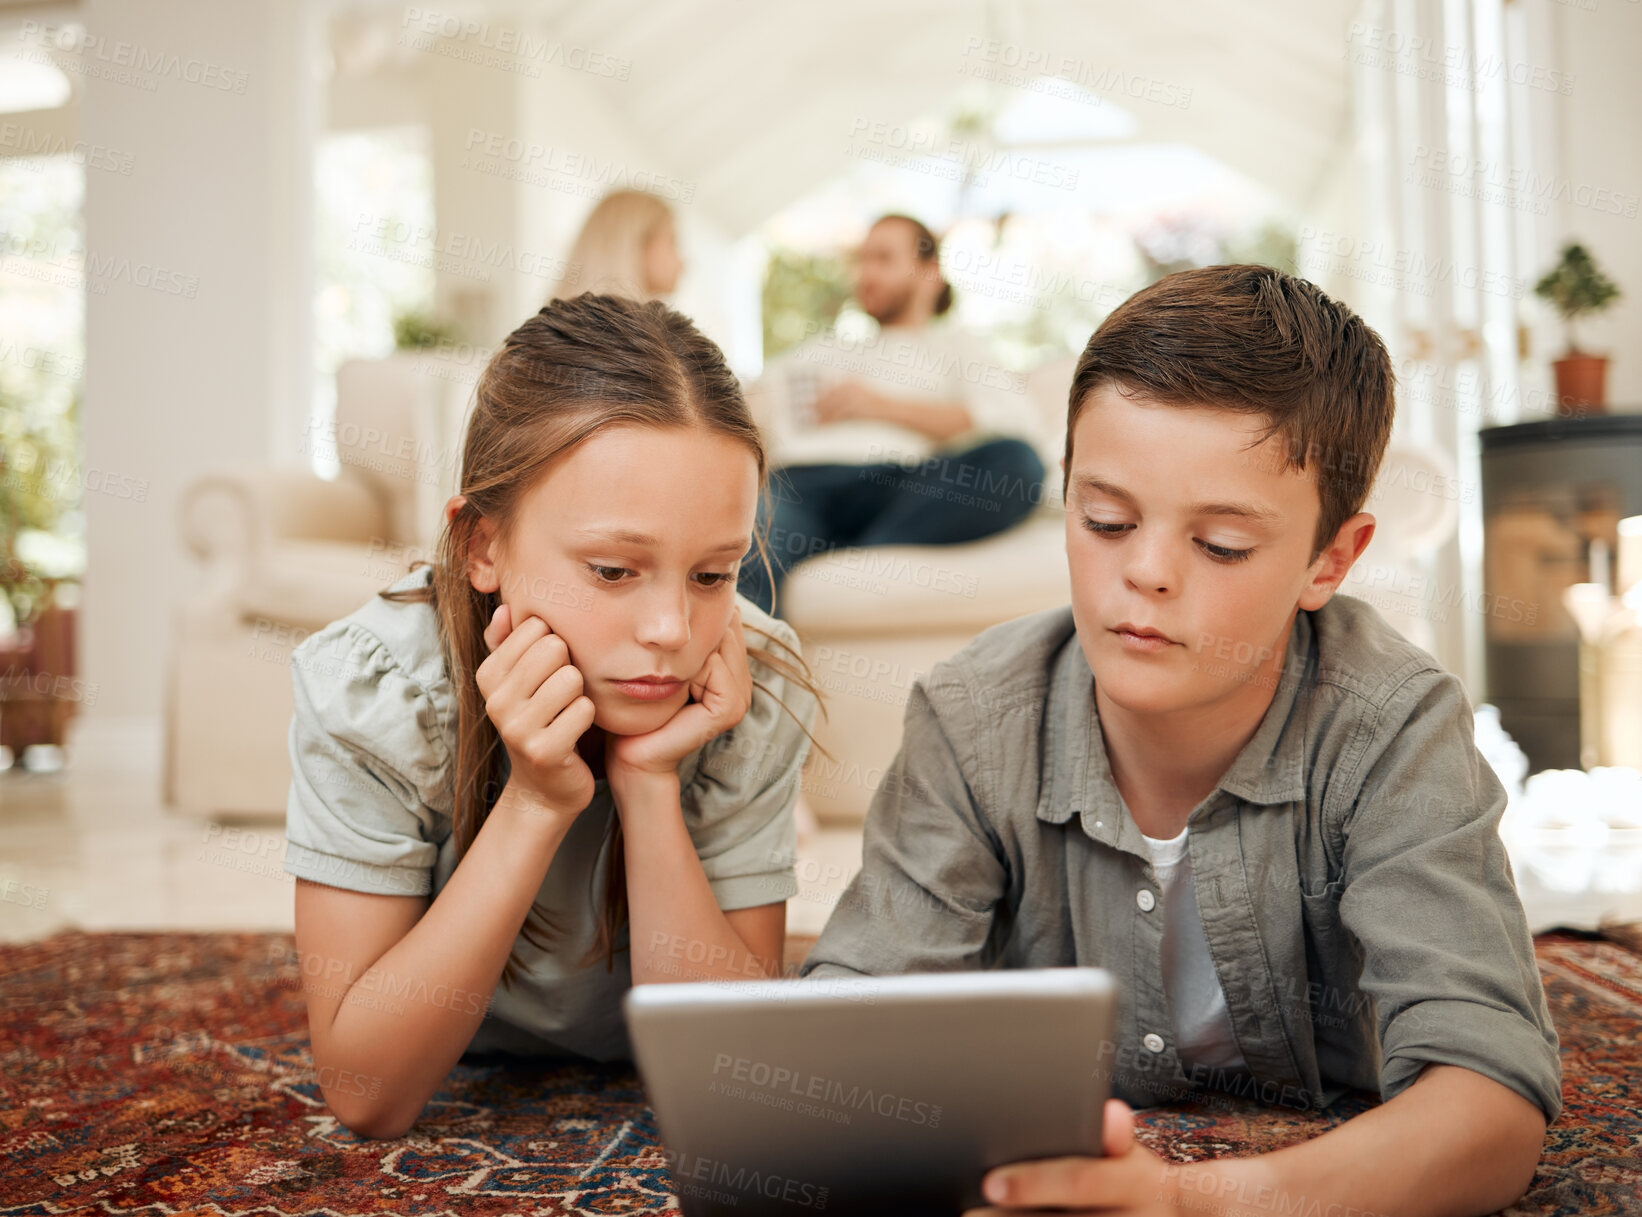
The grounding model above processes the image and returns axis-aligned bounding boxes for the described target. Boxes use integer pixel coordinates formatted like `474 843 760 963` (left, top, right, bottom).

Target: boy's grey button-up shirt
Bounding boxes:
800 594 1563 1124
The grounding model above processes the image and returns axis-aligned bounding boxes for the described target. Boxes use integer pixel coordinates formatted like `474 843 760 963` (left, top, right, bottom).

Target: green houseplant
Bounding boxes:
0 379 84 762
391 308 465 351
1534 242 1621 411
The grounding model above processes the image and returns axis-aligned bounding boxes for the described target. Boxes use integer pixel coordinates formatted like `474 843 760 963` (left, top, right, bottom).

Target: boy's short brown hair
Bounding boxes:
1066 264 1395 560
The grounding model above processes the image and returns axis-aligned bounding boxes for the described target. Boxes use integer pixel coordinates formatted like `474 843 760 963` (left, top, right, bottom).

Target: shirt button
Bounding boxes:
1136 889 1156 912
1142 1033 1165 1054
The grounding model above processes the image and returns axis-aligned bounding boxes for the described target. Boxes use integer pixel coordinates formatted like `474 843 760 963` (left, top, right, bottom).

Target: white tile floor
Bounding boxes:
8 758 1635 945
0 764 864 944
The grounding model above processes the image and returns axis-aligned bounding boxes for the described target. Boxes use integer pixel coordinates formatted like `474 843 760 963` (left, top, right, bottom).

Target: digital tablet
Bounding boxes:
623 967 1119 1216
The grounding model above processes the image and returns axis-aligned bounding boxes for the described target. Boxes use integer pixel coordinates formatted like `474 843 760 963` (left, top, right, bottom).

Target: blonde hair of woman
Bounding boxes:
551 190 682 302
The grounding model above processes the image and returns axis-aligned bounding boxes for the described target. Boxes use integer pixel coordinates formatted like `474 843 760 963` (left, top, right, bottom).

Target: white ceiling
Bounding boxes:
510 0 1359 235
0 0 1358 238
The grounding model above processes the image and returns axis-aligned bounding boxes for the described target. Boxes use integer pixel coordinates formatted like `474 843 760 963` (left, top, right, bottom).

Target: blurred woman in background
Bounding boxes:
551 189 683 303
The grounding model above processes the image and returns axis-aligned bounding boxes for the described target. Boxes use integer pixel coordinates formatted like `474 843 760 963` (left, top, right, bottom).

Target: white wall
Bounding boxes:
511 42 751 362
353 17 756 370
1535 0 1642 407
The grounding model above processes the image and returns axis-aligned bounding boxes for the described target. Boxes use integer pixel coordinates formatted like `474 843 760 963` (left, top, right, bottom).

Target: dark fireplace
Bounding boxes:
1479 414 1642 774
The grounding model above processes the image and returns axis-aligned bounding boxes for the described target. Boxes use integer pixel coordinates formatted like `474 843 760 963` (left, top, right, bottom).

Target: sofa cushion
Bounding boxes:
780 514 1071 636
238 540 415 631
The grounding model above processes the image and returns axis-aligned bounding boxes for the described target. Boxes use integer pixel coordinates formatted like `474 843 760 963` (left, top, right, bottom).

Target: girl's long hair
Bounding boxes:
381 292 821 986
551 190 675 303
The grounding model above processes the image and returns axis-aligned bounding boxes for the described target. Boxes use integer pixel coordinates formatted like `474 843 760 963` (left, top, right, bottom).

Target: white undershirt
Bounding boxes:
1137 823 1250 1074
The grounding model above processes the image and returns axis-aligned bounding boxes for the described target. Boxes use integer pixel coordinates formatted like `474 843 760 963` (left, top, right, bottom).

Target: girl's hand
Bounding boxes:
607 606 753 785
475 602 597 822
963 1100 1187 1216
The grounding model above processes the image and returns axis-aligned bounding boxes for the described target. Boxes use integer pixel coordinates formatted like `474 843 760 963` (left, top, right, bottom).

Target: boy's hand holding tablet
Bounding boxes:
967 1098 1195 1217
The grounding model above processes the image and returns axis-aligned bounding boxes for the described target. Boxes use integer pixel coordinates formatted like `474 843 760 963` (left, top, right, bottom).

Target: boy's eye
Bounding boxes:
1082 517 1254 563
1196 539 1254 563
588 564 630 583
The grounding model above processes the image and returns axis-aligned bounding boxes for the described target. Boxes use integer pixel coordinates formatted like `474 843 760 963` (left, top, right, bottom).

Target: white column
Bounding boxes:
73 0 315 762
422 36 523 350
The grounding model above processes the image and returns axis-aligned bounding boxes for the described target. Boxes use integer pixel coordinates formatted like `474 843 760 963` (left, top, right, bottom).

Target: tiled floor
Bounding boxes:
0 764 864 944
6 758 1639 945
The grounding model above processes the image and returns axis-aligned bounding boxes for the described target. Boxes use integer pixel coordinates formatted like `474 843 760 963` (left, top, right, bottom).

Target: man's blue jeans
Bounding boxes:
737 437 1046 617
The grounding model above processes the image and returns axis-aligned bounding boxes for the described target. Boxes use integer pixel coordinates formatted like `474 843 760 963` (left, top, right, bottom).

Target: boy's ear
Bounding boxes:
1298 512 1375 611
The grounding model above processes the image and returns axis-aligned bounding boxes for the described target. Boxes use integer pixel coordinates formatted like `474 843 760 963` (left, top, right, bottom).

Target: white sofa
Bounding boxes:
164 353 469 818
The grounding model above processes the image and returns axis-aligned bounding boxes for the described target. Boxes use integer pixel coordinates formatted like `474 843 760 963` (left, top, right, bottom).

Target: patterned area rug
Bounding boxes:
1 928 1638 1215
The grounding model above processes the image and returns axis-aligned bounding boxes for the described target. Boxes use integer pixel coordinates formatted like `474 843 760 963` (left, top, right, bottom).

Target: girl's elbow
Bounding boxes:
325 1088 422 1141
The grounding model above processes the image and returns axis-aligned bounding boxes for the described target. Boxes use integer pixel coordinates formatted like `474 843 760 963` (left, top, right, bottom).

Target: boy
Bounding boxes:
800 265 1560 1216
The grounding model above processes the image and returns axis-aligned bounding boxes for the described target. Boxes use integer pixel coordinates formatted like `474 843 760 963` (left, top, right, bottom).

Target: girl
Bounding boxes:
283 293 821 1141
550 189 684 303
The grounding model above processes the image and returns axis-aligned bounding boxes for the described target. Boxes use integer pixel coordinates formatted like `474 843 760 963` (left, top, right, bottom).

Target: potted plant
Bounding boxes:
1534 242 1621 412
0 381 85 768
392 307 465 351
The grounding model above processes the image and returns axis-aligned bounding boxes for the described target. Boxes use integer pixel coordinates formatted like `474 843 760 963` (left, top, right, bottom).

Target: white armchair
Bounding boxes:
164 354 468 818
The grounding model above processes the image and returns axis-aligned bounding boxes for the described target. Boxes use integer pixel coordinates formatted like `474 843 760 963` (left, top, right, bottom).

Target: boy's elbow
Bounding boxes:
1505 1108 1549 1197
1410 1064 1548 1210
1479 1094 1548 1211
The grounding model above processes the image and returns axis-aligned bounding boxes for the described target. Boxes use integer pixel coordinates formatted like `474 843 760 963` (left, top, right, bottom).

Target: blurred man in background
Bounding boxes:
738 214 1047 616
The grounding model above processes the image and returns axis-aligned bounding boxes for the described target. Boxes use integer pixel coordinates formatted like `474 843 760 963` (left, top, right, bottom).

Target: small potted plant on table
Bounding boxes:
1534 241 1621 412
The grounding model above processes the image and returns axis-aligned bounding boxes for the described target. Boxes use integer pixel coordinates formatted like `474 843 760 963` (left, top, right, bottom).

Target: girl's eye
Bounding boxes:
588 564 630 583
1197 539 1254 563
1081 518 1131 536
693 571 735 588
